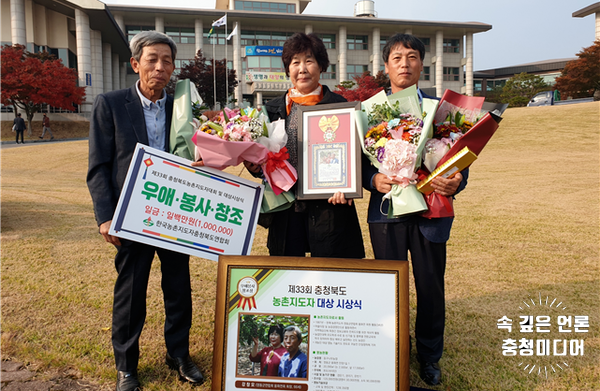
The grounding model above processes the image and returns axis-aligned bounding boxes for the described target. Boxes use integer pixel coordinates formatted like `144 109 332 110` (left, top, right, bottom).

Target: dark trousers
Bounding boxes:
112 239 192 371
369 221 446 362
15 130 24 143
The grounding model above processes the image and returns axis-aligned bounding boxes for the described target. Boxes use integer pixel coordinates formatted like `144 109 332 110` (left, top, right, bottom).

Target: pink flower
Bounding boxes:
380 139 418 187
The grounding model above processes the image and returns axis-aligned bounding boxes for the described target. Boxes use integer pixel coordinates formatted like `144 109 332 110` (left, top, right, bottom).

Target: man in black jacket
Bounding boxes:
13 113 26 144
86 31 203 391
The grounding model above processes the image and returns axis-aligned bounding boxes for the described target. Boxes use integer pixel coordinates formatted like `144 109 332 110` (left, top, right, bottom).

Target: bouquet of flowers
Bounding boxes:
357 85 439 217
191 107 298 196
417 89 503 218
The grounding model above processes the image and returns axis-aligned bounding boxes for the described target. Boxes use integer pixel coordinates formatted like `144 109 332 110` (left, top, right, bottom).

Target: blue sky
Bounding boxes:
105 0 596 70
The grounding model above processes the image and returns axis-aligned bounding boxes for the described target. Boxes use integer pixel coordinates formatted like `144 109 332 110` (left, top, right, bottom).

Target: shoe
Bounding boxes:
39 136 43 139
166 352 205 385
51 137 54 140
116 371 140 391
418 358 441 385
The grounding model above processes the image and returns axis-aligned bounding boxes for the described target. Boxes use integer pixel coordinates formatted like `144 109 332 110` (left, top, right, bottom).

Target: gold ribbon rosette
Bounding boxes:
319 115 339 142
237 276 258 310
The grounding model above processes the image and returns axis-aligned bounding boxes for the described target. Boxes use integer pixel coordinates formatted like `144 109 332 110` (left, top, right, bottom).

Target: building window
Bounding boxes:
418 37 431 52
321 64 336 80
443 67 460 81
380 36 388 52
419 66 430 81
443 39 460 53
240 30 292 46
347 35 368 50
166 27 195 44
234 1 296 13
318 34 336 49
347 64 368 79
174 59 192 72
245 56 283 72
126 26 154 42
474 80 483 92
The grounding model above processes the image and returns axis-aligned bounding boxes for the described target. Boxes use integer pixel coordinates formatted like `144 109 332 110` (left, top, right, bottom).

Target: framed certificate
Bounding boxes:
297 102 363 200
211 255 410 391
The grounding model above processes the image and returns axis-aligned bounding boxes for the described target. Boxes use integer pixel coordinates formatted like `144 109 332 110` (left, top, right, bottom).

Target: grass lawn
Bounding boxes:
1 102 599 390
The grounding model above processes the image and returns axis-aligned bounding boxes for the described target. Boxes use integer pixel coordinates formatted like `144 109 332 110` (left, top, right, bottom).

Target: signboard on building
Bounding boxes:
245 46 283 56
85 73 92 86
245 72 290 83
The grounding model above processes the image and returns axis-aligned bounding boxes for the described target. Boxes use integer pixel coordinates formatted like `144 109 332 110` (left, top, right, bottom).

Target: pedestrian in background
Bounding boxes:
40 113 54 139
13 113 26 144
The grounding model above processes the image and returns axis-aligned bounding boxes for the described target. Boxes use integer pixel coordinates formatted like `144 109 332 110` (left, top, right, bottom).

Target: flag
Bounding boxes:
207 26 215 39
227 25 238 41
212 15 227 27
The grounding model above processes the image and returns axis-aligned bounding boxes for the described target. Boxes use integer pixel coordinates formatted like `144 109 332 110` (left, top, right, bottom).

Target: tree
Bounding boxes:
499 72 550 107
555 40 600 101
333 71 384 102
1 45 85 136
173 49 238 109
374 70 390 91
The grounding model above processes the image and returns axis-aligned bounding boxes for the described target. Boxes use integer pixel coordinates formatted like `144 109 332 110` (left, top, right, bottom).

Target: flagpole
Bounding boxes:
213 37 217 109
225 14 228 108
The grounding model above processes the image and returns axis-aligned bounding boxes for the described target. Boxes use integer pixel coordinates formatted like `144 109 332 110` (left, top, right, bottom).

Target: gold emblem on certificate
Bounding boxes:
237 276 258 310
319 115 339 142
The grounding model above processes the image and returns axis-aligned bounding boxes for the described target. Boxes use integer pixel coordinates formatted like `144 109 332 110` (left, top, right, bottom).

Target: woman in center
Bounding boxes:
248 33 365 258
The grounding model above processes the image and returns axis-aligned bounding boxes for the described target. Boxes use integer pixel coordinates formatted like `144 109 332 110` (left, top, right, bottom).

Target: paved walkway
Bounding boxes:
0 360 106 391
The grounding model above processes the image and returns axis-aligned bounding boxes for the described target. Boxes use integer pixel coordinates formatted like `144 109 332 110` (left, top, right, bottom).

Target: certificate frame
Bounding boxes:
212 255 409 391
297 102 363 200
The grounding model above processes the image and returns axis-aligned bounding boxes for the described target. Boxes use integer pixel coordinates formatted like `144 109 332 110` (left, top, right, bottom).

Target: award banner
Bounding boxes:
109 144 264 261
212 256 410 391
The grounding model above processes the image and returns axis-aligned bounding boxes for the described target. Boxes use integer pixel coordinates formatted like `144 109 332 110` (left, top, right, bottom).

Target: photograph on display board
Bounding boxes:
236 313 310 380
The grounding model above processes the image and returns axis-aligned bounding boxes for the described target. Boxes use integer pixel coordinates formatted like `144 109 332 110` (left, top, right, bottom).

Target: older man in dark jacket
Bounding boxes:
86 31 203 391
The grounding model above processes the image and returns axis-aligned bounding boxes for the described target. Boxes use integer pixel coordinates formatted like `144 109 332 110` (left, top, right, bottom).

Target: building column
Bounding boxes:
232 21 242 106
91 30 103 98
10 0 26 46
596 12 600 39
103 43 113 93
305 24 313 34
121 62 127 89
256 91 263 109
465 33 473 96
113 13 125 35
155 16 164 33
75 9 92 113
372 27 380 75
339 25 347 83
112 54 121 91
195 19 203 54
435 30 444 98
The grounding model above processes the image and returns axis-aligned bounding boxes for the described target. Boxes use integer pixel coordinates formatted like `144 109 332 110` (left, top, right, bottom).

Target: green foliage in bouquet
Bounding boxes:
366 101 403 127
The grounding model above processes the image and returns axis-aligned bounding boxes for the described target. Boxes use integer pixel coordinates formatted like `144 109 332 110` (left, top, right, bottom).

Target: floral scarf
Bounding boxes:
285 84 323 115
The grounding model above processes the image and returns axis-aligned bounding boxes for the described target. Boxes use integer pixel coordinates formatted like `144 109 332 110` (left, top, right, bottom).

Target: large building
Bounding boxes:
2 0 493 113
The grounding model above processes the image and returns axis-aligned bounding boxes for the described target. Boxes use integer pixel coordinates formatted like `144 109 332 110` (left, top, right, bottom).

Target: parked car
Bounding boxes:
527 90 560 107
527 90 593 107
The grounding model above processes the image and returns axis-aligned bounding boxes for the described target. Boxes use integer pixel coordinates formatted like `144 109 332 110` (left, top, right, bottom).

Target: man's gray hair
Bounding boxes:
284 325 303 342
130 31 177 61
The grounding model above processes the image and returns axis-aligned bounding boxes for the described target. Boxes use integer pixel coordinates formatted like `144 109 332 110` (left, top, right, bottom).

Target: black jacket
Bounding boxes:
87 85 174 226
262 85 365 258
